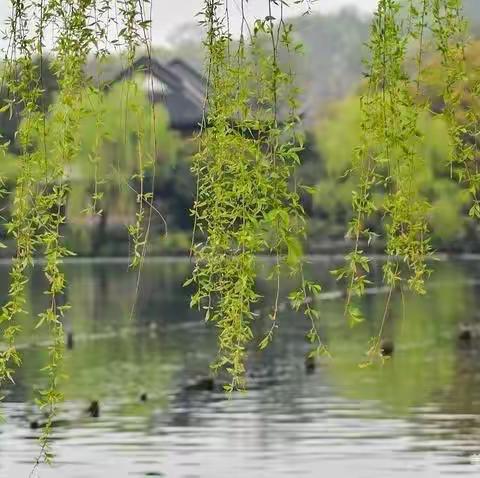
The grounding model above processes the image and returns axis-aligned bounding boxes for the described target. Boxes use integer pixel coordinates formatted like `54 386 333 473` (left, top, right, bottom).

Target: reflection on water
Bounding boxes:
0 257 480 477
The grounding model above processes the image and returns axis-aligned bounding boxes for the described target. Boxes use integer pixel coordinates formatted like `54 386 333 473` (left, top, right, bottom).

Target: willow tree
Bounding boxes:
0 0 476 463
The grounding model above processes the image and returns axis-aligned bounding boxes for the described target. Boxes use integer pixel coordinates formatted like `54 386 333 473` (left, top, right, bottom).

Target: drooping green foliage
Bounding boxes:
328 0 480 364
310 37 480 248
65 83 176 255
332 1 433 355
1 0 158 463
314 97 467 244
189 0 324 391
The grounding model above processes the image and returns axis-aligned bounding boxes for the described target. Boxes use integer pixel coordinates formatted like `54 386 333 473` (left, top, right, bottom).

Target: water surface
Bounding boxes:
0 257 479 477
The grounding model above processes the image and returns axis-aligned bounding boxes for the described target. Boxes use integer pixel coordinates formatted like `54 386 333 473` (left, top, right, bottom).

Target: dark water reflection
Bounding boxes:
0 257 480 477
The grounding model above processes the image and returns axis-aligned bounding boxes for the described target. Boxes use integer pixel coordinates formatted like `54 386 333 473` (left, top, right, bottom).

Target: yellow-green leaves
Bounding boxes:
190 1 317 389
339 0 433 330
1 0 159 466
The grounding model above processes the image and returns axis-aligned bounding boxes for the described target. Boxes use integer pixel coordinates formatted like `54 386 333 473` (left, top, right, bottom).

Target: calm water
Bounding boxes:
0 257 480 477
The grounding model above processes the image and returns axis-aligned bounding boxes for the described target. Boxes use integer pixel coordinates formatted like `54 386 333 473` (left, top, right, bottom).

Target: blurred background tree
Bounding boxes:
3 5 480 256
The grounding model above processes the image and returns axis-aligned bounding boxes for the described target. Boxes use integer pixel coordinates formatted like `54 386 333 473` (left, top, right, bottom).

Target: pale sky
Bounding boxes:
149 0 378 44
0 1 378 48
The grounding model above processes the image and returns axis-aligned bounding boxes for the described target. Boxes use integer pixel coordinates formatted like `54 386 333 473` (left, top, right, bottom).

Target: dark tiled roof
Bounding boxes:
109 56 206 132
167 59 206 104
107 57 308 131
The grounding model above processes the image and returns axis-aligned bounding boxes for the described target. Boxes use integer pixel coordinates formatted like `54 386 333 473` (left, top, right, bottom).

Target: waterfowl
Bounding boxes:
87 400 100 418
456 323 480 343
140 392 148 402
305 355 316 374
29 418 70 430
66 331 74 350
380 340 394 357
184 377 216 392
458 328 473 342
29 420 40 430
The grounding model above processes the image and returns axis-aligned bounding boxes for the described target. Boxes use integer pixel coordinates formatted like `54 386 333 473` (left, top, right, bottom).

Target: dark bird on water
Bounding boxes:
184 377 216 392
380 340 394 357
305 355 316 374
457 323 480 344
66 331 74 350
29 420 40 430
87 400 100 418
29 418 70 430
140 392 148 402
458 328 473 343
457 323 480 343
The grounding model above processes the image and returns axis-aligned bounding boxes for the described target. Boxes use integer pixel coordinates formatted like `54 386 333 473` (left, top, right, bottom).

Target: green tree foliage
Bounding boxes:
189 1 324 391
3 79 188 256
65 82 178 255
321 0 480 362
313 95 469 245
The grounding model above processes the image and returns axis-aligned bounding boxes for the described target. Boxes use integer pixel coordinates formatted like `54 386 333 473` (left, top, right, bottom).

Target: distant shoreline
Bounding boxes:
0 251 477 266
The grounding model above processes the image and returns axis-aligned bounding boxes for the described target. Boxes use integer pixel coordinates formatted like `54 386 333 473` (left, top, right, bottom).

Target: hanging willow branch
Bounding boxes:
189 0 324 391
431 0 480 217
0 0 43 402
337 1 431 337
0 0 157 465
336 0 480 363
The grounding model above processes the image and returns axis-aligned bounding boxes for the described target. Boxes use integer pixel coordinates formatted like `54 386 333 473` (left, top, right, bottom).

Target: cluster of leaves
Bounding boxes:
0 0 157 465
430 0 480 219
49 83 175 254
118 0 155 271
331 0 480 363
313 96 468 245
333 1 432 340
189 0 324 391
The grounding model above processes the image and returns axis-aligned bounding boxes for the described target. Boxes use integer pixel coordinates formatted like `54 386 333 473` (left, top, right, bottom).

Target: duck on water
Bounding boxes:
29 400 100 430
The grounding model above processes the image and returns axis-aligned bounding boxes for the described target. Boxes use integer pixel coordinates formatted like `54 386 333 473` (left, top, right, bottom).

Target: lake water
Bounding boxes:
0 257 480 478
